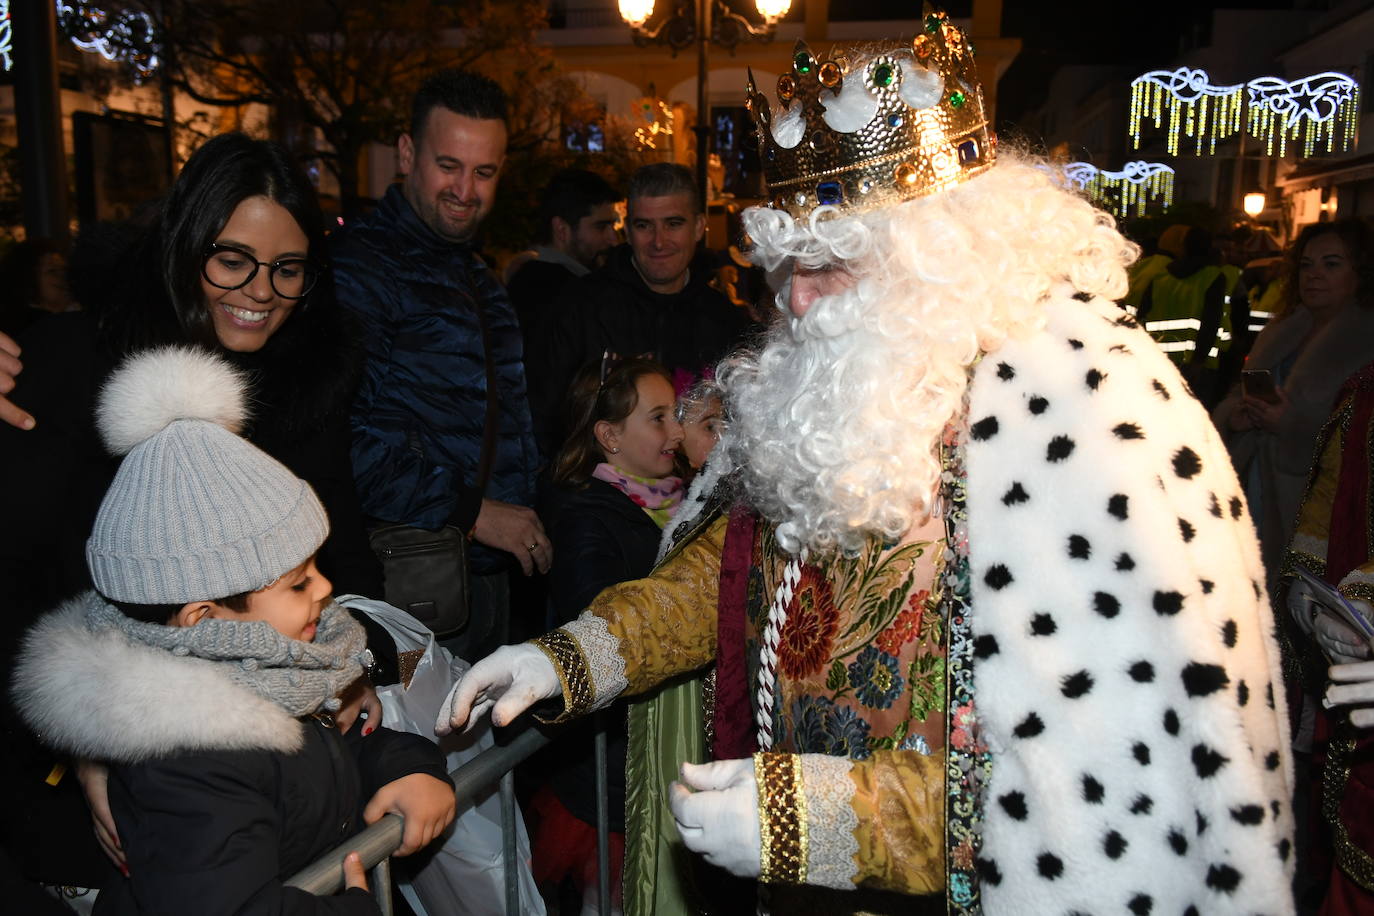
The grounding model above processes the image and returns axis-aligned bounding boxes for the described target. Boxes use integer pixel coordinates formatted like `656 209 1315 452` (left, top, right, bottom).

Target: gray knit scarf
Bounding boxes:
86 598 369 717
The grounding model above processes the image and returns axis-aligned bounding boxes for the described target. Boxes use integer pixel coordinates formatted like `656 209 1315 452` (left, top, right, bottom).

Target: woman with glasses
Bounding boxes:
96 133 379 599
0 131 388 898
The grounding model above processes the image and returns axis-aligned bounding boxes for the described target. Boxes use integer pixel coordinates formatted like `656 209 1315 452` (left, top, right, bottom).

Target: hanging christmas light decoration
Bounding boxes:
0 1 12 72
1130 67 1245 156
1065 160 1175 218
55 1 160 82
632 97 675 150
1247 72 1360 157
1130 66 1360 158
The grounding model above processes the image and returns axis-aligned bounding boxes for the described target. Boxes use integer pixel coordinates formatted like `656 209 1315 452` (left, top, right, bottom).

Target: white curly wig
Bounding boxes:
718 151 1138 556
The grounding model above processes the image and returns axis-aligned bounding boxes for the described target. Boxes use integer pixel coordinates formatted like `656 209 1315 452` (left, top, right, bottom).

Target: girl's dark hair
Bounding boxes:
1282 218 1374 315
552 357 673 486
102 590 250 625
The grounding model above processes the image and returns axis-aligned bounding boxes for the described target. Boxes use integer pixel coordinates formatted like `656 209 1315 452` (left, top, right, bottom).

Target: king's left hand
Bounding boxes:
1327 658 1374 728
668 758 762 878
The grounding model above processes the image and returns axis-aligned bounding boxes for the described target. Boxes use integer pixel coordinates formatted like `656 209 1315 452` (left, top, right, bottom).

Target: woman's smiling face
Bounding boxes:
202 195 310 352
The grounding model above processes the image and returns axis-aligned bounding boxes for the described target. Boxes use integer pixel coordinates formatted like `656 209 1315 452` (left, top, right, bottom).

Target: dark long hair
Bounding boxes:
1282 219 1374 316
552 357 673 487
96 133 327 354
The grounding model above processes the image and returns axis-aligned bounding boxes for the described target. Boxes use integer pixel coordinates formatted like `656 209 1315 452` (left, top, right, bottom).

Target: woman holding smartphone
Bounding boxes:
1214 219 1374 577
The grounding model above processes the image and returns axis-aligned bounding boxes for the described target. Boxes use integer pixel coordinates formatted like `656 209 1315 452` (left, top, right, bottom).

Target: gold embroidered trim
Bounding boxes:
1284 547 1327 580
531 630 594 724
1340 581 1374 606
1323 731 1374 891
756 752 808 885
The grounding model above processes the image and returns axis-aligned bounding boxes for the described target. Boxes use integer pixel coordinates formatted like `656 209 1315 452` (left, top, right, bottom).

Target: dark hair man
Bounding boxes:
507 169 621 344
525 162 752 453
333 69 548 660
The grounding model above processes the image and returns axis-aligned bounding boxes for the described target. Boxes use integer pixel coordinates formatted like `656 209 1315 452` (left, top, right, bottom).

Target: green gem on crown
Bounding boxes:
795 51 814 73
924 13 941 32
949 89 966 108
873 63 894 87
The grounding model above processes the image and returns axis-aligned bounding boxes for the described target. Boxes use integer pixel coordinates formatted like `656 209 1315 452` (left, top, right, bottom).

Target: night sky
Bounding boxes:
996 0 1301 125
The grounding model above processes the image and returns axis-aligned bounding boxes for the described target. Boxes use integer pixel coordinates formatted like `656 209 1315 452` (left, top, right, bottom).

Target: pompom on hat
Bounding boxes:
87 346 329 604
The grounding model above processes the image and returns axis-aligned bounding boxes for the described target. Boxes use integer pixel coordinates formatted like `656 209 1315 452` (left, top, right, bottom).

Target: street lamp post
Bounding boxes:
618 0 792 208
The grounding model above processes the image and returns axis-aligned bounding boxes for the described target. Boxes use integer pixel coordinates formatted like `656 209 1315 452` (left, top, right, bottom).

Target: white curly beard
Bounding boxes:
717 154 1137 557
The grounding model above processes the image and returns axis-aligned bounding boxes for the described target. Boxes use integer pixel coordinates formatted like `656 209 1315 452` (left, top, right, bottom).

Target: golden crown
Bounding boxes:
746 6 995 219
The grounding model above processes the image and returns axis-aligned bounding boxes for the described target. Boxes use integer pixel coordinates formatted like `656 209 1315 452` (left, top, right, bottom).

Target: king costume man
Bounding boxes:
441 15 1297 915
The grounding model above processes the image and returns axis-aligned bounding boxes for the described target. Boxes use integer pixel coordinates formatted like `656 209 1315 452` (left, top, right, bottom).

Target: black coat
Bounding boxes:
101 719 444 916
525 245 753 454
12 596 451 916
541 478 664 831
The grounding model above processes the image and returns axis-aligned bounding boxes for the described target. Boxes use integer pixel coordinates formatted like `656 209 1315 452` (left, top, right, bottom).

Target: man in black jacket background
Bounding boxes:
525 163 753 454
507 168 621 355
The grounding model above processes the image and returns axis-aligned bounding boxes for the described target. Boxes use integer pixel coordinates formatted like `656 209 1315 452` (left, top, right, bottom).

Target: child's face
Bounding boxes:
210 557 332 642
679 396 723 471
601 374 684 479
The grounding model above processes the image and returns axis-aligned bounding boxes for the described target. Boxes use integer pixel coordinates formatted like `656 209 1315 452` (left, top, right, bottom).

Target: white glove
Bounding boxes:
669 759 762 878
1326 659 1374 728
434 643 560 736
1287 577 1319 636
1314 609 1374 665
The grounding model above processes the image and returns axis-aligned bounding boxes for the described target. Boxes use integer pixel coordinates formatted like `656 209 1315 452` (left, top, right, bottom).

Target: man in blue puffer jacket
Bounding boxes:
333 70 549 661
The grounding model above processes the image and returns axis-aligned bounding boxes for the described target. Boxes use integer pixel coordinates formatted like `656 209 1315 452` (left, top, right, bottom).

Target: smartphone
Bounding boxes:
1242 369 1281 405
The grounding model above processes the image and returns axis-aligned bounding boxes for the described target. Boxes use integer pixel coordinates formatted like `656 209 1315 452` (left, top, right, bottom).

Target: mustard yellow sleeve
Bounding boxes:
533 514 726 722
1287 426 1341 578
755 750 945 894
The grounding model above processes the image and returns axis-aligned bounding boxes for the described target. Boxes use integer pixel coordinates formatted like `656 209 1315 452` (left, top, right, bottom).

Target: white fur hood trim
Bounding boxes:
12 594 303 763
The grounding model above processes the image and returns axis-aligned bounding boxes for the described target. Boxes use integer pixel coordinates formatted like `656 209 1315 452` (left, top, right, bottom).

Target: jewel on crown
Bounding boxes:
746 4 996 220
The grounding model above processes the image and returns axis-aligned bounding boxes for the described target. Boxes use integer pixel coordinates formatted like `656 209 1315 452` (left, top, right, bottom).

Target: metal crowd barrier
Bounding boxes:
285 717 618 916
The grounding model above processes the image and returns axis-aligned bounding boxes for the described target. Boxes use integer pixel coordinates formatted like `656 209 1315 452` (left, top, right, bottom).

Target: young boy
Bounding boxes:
12 347 455 914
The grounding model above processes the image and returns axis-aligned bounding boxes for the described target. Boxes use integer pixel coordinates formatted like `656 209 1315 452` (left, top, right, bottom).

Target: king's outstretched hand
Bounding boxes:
435 643 560 736
1327 659 1374 729
669 759 762 878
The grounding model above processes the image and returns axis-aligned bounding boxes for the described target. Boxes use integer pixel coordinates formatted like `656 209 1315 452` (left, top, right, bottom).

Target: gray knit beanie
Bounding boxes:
87 346 329 604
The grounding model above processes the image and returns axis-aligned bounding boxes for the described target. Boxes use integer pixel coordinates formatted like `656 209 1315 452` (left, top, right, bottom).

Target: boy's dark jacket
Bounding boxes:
12 594 450 915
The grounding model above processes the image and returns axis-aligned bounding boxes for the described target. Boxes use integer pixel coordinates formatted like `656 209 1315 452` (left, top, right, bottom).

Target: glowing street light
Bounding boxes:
619 0 792 207
1243 191 1266 217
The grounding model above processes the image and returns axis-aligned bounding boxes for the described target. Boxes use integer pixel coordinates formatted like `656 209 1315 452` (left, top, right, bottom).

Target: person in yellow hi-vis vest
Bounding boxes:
1139 226 1228 403
1121 223 1187 314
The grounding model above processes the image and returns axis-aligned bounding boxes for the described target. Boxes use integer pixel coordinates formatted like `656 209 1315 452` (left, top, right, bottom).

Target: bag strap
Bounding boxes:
470 282 501 496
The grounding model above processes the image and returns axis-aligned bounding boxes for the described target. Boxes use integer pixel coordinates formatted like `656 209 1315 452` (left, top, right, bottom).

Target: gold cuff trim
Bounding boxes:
1284 547 1326 581
532 630 594 724
1340 582 1374 607
756 752 808 885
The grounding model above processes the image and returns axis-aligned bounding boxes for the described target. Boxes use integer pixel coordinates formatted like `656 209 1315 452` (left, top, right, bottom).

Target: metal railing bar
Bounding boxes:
371 856 394 916
594 713 611 916
500 768 519 913
286 813 404 895
285 724 553 898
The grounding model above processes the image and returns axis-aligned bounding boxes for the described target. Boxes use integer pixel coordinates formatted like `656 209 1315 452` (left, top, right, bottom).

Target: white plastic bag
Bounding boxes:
340 595 545 916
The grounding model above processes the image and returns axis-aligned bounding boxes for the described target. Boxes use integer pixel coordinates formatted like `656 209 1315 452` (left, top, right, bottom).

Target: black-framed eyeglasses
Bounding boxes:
202 243 321 300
